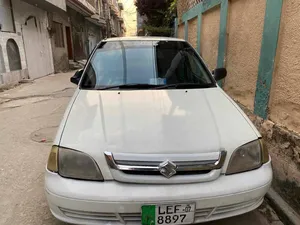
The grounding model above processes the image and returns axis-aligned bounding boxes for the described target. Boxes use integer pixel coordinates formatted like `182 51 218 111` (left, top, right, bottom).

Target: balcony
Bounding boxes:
108 0 119 17
86 0 96 8
21 0 67 12
67 0 96 15
89 14 106 27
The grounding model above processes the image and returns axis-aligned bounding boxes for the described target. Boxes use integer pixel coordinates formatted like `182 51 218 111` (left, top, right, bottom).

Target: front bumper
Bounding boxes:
45 161 272 225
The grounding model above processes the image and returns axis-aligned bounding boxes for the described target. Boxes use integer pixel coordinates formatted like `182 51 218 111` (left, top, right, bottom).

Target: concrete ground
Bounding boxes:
0 72 283 225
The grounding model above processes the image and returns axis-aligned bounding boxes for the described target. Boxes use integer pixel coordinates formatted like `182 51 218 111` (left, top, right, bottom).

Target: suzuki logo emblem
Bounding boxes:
159 160 177 178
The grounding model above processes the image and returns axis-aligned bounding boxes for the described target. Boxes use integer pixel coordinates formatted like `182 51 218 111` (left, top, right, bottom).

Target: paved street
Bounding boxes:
0 72 282 225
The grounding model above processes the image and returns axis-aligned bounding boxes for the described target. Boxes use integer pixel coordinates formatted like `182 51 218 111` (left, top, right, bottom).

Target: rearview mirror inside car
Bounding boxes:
70 69 83 85
213 68 227 81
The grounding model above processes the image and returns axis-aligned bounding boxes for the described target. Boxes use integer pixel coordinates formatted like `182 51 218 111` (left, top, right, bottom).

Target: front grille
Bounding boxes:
60 208 119 221
122 170 211 176
194 208 214 220
59 208 141 223
194 198 263 222
213 198 261 215
104 151 227 184
59 198 263 224
120 213 141 222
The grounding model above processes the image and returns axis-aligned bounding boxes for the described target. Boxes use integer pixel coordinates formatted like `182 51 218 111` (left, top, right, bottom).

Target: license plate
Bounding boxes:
142 203 195 225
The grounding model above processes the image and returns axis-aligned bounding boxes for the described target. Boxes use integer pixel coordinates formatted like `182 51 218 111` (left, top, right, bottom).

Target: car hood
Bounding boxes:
60 88 259 155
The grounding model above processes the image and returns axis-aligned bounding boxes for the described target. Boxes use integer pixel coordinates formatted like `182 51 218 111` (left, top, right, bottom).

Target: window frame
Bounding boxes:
6 38 21 71
53 21 65 48
0 0 16 33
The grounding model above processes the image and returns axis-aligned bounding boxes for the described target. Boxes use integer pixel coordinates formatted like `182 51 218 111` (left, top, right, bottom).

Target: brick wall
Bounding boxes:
177 0 202 23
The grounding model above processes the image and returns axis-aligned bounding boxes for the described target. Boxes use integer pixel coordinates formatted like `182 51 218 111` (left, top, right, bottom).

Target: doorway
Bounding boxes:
22 15 53 79
65 26 73 59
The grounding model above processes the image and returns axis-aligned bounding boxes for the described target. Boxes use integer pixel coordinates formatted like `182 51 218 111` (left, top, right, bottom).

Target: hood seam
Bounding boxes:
58 89 81 146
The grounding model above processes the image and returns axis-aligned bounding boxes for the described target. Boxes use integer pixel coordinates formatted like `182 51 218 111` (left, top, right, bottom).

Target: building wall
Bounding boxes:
187 17 197 49
46 0 66 10
119 0 136 36
178 24 184 39
0 31 28 85
223 0 266 110
0 0 15 32
200 6 220 70
0 45 5 74
12 0 54 79
0 32 26 73
177 0 202 24
67 6 87 60
86 20 102 53
269 0 300 134
177 0 300 214
0 0 32 86
50 12 70 72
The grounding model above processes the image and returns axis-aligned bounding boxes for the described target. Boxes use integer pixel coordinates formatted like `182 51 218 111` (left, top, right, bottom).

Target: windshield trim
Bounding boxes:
183 42 216 86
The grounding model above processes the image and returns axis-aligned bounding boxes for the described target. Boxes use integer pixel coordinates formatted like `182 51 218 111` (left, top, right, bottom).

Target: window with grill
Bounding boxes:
53 21 64 48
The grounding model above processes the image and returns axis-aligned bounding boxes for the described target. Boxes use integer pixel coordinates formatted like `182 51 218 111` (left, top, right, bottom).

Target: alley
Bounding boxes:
0 72 282 225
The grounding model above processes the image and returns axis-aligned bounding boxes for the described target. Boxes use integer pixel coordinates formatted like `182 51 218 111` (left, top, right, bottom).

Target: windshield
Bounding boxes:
80 40 215 89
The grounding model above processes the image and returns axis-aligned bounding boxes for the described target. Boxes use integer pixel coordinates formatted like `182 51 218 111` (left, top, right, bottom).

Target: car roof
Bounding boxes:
105 36 186 42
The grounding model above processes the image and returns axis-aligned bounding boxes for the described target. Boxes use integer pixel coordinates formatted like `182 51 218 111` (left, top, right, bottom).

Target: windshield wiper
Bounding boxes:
98 83 160 90
154 83 215 89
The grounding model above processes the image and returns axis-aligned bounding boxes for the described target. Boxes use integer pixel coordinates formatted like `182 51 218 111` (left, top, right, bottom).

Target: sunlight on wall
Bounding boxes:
120 0 137 36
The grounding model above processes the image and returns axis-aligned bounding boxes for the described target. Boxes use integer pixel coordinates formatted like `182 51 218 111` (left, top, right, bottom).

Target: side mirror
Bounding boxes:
213 68 227 81
70 69 83 85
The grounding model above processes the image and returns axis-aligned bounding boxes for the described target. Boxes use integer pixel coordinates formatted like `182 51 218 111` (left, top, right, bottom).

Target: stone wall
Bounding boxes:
177 0 202 24
240 104 300 215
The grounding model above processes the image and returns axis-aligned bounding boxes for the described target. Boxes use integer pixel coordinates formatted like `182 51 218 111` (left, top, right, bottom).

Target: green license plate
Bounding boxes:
142 203 195 225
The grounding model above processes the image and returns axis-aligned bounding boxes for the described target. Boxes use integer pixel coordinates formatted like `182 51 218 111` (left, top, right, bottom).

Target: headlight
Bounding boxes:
47 146 58 172
47 146 103 181
226 139 269 175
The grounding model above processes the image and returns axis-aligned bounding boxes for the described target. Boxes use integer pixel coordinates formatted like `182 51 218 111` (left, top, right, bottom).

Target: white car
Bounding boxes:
45 37 272 225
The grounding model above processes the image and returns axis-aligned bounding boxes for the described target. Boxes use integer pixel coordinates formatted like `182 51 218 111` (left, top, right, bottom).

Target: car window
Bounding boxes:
186 49 211 84
80 40 215 89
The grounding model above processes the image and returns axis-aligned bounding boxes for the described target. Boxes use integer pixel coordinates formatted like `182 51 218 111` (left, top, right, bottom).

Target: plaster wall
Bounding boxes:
269 0 300 134
200 6 220 70
188 17 198 49
223 0 266 111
